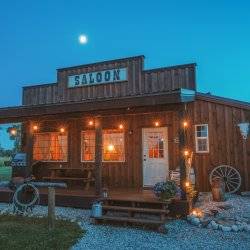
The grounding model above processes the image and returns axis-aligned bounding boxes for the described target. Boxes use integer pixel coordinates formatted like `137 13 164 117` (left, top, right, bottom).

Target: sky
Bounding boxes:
0 0 249 108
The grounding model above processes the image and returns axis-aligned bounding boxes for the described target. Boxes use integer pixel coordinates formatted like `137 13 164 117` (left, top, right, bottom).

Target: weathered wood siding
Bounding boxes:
187 99 250 191
22 57 196 106
26 109 180 188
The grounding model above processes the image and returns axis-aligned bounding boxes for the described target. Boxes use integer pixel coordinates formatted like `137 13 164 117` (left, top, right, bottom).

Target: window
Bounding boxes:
81 131 95 162
103 130 125 162
195 124 209 153
33 132 68 161
146 132 165 158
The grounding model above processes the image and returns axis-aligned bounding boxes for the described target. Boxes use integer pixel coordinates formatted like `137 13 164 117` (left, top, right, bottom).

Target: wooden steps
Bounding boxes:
92 197 171 233
102 205 169 215
93 215 164 225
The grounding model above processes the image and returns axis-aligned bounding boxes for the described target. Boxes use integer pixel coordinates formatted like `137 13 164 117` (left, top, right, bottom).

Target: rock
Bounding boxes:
218 204 232 210
241 191 250 197
243 225 250 232
200 219 211 228
237 224 244 231
211 221 219 230
187 215 193 221
221 226 231 232
231 225 239 232
207 222 212 229
191 217 200 226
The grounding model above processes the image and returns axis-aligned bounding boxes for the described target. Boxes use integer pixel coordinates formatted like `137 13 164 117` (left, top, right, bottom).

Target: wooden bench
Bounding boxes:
44 167 95 190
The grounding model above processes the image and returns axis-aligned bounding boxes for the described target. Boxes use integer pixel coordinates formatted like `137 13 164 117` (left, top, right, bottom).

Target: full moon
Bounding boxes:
79 34 88 44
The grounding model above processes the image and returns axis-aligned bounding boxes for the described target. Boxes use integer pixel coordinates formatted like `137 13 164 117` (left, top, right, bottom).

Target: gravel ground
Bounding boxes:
0 201 250 250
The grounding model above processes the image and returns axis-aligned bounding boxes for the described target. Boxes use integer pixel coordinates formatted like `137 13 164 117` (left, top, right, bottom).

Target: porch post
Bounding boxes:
178 105 188 199
26 121 33 176
94 116 102 196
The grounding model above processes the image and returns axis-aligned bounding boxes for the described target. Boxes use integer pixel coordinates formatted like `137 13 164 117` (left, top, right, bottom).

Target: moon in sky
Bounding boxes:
79 34 88 44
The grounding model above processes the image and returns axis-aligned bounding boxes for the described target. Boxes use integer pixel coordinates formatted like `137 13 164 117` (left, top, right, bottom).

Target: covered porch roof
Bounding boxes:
0 88 195 123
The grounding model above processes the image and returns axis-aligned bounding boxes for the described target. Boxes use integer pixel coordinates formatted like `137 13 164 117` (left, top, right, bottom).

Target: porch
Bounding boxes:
0 186 190 216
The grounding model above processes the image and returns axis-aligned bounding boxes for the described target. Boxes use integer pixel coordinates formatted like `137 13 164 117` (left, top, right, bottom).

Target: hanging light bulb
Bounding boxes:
59 127 65 133
183 121 188 128
33 125 38 131
10 128 17 136
88 120 94 126
154 121 160 127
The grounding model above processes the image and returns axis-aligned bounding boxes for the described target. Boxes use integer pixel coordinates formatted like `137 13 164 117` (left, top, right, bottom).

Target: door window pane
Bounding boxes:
147 132 164 159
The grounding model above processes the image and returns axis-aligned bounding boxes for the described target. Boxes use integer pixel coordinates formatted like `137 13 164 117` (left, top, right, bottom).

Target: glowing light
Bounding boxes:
60 127 65 133
33 125 38 131
185 181 190 188
184 150 189 156
107 144 115 152
79 34 88 44
191 210 197 216
191 209 203 218
88 120 94 126
154 121 160 127
10 129 17 136
119 124 124 129
183 121 188 128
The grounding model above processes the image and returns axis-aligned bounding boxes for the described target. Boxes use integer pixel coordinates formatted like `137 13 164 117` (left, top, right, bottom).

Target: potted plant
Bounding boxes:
153 181 177 201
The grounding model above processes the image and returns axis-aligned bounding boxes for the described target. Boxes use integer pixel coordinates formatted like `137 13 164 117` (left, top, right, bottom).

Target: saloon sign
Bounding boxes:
68 68 127 88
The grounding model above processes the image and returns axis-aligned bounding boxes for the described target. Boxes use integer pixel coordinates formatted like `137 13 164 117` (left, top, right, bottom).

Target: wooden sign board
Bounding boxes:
68 68 127 88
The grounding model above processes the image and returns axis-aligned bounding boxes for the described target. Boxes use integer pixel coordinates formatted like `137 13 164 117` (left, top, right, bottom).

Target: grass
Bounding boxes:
0 214 84 250
0 156 11 166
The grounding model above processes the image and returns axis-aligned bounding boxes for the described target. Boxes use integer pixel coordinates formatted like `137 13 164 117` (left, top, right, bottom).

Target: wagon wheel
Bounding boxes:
209 165 241 194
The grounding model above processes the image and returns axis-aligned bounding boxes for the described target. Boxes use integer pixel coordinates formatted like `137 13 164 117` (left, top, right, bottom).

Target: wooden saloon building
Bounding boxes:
0 55 250 207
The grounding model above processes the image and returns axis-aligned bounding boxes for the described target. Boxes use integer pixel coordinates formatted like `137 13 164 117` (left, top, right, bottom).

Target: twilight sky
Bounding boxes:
0 0 249 107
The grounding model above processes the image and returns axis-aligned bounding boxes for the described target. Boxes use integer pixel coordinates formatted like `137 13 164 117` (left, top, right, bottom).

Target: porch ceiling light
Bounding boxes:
184 150 189 156
119 124 124 129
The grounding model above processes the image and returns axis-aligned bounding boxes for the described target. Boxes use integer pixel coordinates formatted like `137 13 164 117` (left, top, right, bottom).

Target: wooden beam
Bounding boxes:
94 117 102 196
48 187 55 230
25 122 33 175
178 105 188 199
0 89 193 122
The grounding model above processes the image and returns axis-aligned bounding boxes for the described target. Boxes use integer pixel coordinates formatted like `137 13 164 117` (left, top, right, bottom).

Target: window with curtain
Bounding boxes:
33 132 68 161
81 130 95 162
102 129 125 162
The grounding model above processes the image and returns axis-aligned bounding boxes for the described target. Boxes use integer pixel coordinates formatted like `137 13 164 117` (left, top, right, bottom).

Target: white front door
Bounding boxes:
142 127 169 187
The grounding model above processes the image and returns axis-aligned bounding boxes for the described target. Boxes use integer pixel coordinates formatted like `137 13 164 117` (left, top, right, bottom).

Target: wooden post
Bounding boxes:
179 105 188 199
26 121 33 177
94 117 102 196
48 187 55 230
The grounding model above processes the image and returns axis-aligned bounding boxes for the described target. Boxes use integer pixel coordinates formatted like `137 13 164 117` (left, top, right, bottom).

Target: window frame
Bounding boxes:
195 124 209 153
81 130 95 163
102 129 125 163
33 132 68 162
